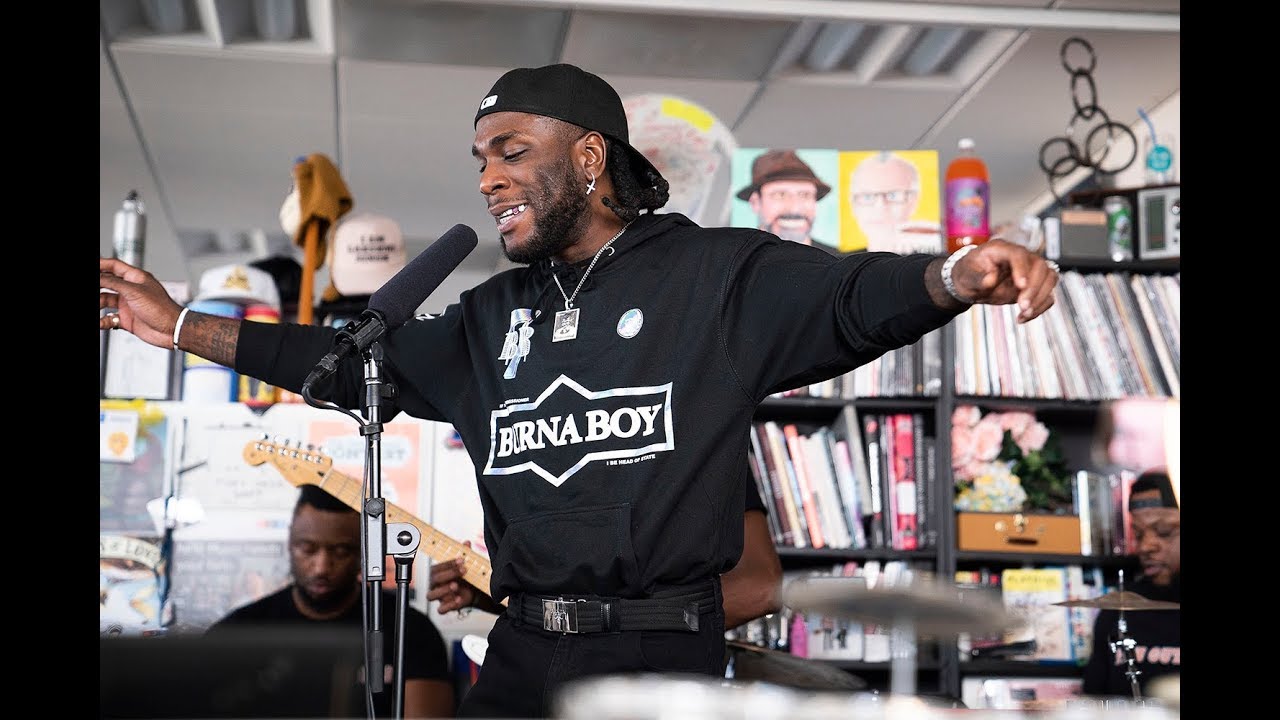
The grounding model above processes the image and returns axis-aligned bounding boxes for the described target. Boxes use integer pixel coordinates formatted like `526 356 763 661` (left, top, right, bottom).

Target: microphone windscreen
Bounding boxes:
369 224 478 326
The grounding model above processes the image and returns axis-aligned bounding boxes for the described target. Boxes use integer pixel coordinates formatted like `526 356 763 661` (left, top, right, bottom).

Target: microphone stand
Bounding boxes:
304 341 416 719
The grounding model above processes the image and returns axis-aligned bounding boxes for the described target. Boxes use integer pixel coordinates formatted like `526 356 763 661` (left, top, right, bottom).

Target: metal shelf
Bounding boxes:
778 547 939 563
958 660 1085 677
955 551 1138 567
953 396 1103 414
1054 257 1180 274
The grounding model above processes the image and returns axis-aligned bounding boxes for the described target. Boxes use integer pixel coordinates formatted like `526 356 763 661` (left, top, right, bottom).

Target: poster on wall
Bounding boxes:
623 93 738 227
730 148 840 254
305 418 424 514
729 147 943 255
429 423 487 558
171 405 303 535
838 150 942 255
100 407 172 535
428 422 495 639
166 537 291 632
101 533 171 636
306 416 432 595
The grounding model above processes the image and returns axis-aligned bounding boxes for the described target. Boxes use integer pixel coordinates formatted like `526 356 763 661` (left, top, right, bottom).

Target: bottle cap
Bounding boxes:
958 138 975 151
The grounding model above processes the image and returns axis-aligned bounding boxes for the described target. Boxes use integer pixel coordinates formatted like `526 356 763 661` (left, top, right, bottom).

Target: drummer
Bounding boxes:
1082 471 1180 697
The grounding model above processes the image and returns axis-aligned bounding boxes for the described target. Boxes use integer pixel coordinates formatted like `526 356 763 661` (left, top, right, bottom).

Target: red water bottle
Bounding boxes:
944 138 991 254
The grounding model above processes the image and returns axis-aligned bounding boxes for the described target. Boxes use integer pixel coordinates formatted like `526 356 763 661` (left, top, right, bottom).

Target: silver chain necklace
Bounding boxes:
550 221 631 342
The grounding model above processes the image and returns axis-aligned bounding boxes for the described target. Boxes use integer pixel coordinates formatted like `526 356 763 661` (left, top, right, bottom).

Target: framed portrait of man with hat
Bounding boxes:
730 148 840 254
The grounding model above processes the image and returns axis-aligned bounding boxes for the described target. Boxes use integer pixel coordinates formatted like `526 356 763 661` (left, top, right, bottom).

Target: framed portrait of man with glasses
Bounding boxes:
839 150 942 254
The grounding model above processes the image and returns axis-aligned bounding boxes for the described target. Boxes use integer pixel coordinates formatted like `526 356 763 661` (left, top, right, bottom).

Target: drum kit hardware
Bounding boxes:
548 566 1182 717
1053 569 1179 701
782 572 1013 697
1055 590 1180 612
725 639 867 692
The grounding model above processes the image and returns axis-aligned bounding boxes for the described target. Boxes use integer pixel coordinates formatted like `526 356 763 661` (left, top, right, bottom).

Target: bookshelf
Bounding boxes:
753 255 1178 699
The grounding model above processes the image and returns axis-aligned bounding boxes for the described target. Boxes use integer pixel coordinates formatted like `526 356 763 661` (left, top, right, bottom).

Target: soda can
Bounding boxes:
1103 195 1133 261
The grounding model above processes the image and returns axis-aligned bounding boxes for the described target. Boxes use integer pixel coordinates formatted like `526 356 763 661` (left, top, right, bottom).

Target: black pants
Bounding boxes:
458 579 726 718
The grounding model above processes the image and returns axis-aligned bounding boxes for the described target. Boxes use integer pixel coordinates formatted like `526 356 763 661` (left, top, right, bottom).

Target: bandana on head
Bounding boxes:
1128 471 1178 510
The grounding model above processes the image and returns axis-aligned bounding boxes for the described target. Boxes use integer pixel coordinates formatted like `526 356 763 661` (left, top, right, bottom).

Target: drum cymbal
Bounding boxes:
725 640 866 691
1054 590 1179 611
782 576 1015 635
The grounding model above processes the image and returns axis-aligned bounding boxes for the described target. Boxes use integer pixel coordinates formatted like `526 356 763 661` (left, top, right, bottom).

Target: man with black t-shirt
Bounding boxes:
1082 471 1181 698
206 485 455 718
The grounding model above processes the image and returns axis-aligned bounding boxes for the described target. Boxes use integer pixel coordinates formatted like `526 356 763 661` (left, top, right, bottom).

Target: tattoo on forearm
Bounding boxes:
183 313 241 368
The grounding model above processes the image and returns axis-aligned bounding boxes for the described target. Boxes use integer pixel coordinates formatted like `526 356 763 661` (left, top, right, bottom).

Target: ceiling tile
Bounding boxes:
338 60 509 269
336 0 566 68
732 80 958 150
114 46 337 235
562 10 794 81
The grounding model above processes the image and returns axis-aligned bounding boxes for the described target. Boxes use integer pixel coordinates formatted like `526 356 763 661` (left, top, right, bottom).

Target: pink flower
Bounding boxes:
952 405 982 429
998 411 1034 439
952 425 975 478
973 415 1005 461
1017 421 1050 455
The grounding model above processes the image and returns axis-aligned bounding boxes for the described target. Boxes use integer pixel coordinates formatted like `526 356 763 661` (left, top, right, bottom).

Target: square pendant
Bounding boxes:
552 308 580 342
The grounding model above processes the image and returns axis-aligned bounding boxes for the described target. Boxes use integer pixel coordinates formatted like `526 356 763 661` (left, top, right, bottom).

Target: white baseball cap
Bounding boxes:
329 213 408 297
194 263 281 310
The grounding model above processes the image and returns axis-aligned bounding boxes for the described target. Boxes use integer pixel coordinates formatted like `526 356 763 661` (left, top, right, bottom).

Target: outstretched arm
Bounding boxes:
99 257 242 366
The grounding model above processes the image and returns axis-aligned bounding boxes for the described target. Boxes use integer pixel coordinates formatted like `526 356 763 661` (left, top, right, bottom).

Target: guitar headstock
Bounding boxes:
243 436 334 489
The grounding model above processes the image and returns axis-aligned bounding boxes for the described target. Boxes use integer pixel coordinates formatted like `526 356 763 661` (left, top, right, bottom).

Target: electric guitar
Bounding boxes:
242 436 500 604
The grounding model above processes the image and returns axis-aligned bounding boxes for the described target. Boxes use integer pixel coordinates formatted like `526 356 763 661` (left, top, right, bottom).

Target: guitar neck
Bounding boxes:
314 467 493 592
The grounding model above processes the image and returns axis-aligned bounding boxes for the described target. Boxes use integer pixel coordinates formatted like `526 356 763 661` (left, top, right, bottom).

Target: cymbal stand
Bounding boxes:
1110 569 1142 700
888 616 917 697
1111 612 1142 700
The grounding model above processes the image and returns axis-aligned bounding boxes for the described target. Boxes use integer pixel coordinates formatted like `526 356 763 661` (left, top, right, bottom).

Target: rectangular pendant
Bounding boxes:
552 308 580 342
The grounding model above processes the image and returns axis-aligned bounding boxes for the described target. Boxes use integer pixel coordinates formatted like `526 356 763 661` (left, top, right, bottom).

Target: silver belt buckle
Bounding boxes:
542 597 579 633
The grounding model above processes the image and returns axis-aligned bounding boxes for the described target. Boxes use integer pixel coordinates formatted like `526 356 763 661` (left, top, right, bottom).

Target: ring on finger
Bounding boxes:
109 313 121 329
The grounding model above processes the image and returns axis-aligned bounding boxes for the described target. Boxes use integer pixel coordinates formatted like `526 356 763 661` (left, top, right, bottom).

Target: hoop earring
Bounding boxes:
586 173 597 195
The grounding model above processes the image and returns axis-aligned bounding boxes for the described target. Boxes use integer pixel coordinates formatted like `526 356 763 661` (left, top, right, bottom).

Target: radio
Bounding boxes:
1136 185 1179 259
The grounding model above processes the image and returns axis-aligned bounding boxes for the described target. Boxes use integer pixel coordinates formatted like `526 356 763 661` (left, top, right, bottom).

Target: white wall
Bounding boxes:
1017 90 1180 219
1111 91 1180 190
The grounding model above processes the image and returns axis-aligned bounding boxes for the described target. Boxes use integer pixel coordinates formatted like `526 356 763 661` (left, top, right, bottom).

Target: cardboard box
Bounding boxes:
956 512 1082 554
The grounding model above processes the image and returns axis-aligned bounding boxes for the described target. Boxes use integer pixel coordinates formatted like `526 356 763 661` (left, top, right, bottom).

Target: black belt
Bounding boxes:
508 584 717 634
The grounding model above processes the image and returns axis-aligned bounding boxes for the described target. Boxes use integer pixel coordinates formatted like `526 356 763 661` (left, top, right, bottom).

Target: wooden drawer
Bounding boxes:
956 512 1082 554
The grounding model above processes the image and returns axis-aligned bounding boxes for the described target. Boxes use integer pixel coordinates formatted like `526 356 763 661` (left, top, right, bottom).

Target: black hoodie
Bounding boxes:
237 212 959 602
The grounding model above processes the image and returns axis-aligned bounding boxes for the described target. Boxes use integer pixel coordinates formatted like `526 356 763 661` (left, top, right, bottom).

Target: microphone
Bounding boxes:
303 223 479 388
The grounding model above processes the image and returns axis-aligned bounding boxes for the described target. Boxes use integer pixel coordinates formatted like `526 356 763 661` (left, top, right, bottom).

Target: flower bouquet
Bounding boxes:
951 406 1073 514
